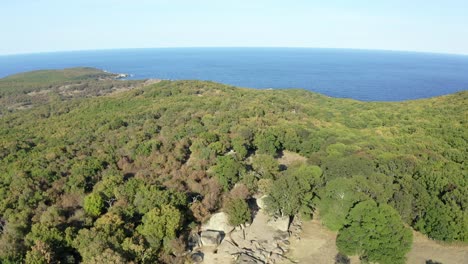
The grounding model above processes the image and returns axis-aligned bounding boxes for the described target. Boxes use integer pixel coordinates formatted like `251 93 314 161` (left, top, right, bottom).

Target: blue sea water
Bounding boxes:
1 48 468 101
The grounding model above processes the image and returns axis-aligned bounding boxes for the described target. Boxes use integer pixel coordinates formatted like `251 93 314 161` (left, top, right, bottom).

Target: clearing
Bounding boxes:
286 215 468 264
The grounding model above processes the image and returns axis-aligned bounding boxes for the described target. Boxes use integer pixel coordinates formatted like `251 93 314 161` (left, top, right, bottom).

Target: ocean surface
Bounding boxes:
1 48 468 101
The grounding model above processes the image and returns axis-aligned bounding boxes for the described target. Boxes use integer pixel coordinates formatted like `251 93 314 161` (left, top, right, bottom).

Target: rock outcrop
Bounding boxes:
256 195 269 209
267 215 290 232
200 231 223 246
196 197 297 264
201 212 234 234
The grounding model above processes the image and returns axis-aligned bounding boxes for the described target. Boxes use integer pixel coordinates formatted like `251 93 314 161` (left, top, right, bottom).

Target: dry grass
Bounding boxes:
407 231 468 264
277 151 308 167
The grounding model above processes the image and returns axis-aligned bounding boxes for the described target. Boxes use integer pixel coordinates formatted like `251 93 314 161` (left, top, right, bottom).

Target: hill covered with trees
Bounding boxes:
0 69 466 263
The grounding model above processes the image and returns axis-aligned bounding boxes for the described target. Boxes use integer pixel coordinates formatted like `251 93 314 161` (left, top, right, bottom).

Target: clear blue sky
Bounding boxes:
2 0 468 55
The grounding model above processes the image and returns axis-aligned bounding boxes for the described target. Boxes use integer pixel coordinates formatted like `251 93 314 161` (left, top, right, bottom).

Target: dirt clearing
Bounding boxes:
286 216 467 264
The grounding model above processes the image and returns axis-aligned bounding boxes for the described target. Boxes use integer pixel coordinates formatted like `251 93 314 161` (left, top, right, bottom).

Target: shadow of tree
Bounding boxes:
335 252 350 264
426 260 443 264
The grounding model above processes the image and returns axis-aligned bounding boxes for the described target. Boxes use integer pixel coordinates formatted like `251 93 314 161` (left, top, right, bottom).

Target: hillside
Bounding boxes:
0 67 143 114
0 69 466 263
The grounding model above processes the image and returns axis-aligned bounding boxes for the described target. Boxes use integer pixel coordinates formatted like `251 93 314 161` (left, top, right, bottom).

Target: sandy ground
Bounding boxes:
286 217 467 264
201 247 234 264
407 231 468 264
286 216 359 264
277 151 308 167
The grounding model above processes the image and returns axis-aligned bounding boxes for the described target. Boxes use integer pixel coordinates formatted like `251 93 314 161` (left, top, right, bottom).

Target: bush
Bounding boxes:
224 198 251 226
83 193 104 217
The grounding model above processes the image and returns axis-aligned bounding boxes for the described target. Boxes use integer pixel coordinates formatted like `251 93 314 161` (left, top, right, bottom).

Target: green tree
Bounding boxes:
253 130 280 156
231 137 248 159
266 164 322 218
83 193 104 217
133 185 187 215
318 177 368 231
73 213 126 262
414 198 466 241
225 198 251 226
336 200 413 264
25 241 53 264
137 205 182 250
86 248 127 264
251 154 279 179
211 155 245 190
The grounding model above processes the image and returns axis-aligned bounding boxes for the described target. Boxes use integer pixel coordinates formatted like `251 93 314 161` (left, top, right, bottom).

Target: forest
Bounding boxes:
0 68 466 263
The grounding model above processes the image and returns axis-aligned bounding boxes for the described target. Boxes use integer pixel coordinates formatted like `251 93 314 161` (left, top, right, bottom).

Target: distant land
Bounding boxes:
1 48 468 101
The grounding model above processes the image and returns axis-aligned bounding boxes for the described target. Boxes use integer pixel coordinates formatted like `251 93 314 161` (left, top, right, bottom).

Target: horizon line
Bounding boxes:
1 46 468 57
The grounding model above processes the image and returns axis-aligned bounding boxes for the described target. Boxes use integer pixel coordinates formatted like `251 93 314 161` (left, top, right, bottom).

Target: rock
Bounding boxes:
200 231 223 246
277 240 289 252
236 253 264 264
202 212 234 234
217 239 240 255
256 195 269 209
188 233 201 249
190 252 204 263
270 253 285 263
267 216 290 232
272 246 284 255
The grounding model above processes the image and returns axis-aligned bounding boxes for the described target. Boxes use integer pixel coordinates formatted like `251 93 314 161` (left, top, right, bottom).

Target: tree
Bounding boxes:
251 154 279 179
211 156 245 190
414 198 466 241
83 193 104 217
224 198 251 227
25 241 53 264
137 205 182 250
265 164 322 218
319 177 368 231
25 224 64 250
0 219 27 262
72 213 126 262
231 137 248 159
253 130 280 156
86 248 127 264
133 185 187 215
336 200 413 264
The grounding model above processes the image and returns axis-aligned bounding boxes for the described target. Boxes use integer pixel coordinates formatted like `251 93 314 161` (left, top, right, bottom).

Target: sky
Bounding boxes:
1 0 468 55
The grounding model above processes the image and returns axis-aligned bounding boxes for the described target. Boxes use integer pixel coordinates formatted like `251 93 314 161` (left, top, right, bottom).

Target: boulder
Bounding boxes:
256 195 269 209
188 233 201 249
190 252 204 263
202 212 234 234
200 230 223 246
267 216 290 232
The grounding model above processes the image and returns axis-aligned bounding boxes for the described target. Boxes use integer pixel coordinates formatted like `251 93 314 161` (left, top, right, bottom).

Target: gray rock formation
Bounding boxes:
201 212 234 234
200 230 223 246
256 195 269 209
190 251 204 263
197 199 298 264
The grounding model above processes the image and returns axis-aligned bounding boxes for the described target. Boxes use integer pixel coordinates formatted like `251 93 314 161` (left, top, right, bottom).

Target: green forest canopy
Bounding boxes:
0 68 466 263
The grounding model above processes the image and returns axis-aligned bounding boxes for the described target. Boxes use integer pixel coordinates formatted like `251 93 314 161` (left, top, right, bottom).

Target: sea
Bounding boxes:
1 48 468 101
